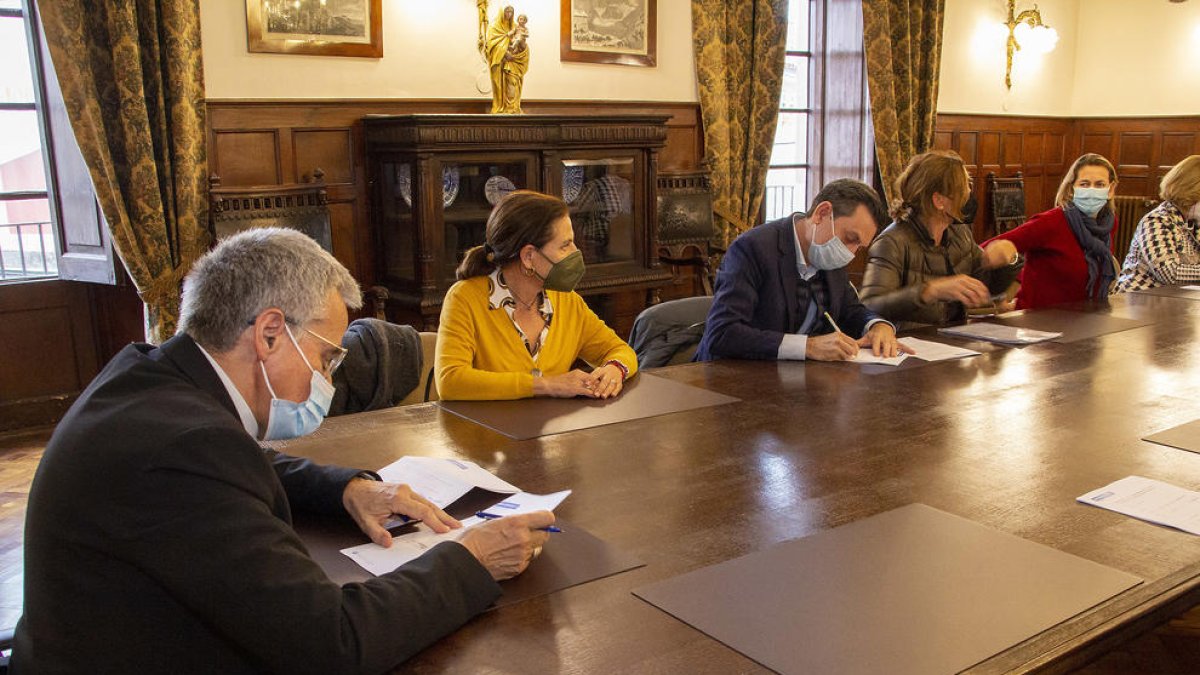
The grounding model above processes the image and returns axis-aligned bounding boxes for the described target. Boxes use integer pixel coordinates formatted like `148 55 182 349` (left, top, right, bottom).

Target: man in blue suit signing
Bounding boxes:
696 178 908 362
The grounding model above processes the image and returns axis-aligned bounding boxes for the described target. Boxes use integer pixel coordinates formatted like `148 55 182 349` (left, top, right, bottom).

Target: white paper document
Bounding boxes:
377 456 519 511
850 349 909 366
341 490 572 576
938 323 1062 345
898 336 983 362
1077 476 1200 535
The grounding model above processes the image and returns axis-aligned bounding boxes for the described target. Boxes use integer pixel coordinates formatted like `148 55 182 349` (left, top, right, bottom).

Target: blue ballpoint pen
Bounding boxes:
475 511 563 533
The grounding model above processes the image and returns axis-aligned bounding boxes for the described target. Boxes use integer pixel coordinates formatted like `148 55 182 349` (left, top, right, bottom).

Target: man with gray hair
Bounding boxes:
14 228 553 673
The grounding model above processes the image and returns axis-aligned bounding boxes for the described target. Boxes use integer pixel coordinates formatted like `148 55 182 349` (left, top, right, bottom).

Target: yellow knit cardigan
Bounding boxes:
435 275 638 400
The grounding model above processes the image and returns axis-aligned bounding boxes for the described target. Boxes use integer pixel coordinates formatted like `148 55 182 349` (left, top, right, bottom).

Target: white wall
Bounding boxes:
200 0 698 102
937 0 1079 116
938 0 1200 117
1071 0 1200 116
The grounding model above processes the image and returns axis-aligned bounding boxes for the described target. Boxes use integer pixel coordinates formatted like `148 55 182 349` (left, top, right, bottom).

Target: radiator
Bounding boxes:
1112 195 1158 261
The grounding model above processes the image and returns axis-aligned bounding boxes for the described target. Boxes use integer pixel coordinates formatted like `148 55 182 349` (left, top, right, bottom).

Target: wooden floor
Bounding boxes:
2 425 1200 671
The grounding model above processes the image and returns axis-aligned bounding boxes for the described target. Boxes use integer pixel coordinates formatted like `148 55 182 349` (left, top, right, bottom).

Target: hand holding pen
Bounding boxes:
805 311 858 361
459 510 558 580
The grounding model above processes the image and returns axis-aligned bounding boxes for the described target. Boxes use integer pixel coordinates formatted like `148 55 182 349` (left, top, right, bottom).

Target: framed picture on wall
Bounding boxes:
560 0 657 67
246 0 383 58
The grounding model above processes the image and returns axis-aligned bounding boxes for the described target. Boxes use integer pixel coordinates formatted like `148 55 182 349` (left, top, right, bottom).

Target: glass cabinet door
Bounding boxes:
377 158 416 285
439 158 533 285
560 157 637 265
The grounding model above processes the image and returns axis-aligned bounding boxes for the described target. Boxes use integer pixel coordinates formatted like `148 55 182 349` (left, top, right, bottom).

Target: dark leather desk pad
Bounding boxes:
437 373 740 440
298 515 643 610
991 308 1153 343
1144 419 1200 454
633 503 1140 675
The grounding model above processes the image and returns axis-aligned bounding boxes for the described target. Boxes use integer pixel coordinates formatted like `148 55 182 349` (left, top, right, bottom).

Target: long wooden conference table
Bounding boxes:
277 291 1200 673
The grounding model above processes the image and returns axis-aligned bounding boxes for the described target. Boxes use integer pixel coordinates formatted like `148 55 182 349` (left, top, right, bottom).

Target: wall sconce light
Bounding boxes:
1005 0 1059 89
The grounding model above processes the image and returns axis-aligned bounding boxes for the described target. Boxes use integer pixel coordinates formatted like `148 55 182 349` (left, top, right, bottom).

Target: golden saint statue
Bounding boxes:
484 6 529 114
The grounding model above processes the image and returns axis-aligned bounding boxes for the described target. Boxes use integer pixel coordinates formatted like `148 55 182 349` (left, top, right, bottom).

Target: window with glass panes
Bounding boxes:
0 0 57 281
766 0 813 221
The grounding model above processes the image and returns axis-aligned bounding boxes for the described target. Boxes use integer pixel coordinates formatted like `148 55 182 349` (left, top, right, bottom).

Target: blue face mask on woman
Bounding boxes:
259 325 335 441
807 214 855 270
1072 187 1109 217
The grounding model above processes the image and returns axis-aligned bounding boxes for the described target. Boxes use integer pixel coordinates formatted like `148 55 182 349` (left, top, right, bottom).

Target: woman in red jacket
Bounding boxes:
982 154 1119 309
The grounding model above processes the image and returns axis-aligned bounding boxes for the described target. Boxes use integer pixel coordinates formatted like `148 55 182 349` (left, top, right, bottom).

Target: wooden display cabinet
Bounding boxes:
364 114 674 329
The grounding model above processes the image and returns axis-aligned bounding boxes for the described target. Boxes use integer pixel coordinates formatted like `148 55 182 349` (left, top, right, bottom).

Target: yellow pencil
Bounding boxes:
823 311 844 335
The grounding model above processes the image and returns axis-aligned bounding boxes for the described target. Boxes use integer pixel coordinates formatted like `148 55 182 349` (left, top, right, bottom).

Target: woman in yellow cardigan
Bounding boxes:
436 190 637 400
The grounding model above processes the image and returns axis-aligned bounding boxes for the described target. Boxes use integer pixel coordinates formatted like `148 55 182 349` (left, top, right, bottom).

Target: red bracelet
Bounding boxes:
604 360 629 381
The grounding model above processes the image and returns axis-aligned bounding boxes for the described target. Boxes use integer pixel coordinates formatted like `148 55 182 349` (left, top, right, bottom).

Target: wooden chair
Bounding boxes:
209 169 334 252
396 331 439 406
657 170 717 295
987 172 1026 235
208 169 390 319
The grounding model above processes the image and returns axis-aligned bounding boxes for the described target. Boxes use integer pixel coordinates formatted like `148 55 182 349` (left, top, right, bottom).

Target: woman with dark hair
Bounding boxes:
981 153 1121 308
436 190 636 401
861 150 1020 328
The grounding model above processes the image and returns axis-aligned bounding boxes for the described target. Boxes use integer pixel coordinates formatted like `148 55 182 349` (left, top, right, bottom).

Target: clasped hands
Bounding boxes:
342 478 553 580
533 363 625 399
807 322 912 362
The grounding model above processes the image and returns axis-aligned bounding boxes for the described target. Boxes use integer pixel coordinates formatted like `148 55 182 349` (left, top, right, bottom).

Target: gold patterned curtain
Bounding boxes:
863 0 945 205
39 0 210 343
692 0 789 246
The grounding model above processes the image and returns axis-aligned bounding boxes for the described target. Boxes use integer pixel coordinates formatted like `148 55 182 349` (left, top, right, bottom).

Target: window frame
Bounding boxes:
1 0 115 285
766 0 874 224
765 0 817 222
0 2 55 281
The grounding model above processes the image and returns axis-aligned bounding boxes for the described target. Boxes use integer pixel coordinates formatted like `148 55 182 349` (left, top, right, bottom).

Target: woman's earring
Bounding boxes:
523 264 536 277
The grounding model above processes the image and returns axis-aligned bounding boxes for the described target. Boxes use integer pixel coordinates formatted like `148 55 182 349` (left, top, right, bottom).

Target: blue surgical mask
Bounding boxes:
1072 187 1109 217
807 215 855 270
259 325 335 441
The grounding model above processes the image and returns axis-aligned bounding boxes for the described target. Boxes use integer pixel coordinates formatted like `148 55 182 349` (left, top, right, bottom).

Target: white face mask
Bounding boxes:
259 325 334 441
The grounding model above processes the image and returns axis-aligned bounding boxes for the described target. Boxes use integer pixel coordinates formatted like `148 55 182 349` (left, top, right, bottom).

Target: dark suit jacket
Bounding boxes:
13 334 500 674
695 215 881 361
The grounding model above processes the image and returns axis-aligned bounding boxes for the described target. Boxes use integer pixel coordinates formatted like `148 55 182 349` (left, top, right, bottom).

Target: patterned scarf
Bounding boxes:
1063 203 1116 300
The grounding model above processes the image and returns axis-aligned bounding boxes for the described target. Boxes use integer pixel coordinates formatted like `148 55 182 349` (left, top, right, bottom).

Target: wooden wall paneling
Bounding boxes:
1160 132 1197 167
1080 132 1115 159
957 131 978 166
292 127 355 184
277 127 296 186
211 129 281 185
1023 133 1044 166
1045 131 1067 166
1118 133 1153 169
0 281 101 430
87 277 144 364
978 132 1002 169
1003 132 1022 169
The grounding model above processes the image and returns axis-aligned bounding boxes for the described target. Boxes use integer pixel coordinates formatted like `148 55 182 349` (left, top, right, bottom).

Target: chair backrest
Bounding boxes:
209 169 333 252
987 172 1026 235
1112 195 1160 260
397 331 439 406
628 295 714 369
657 170 717 293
